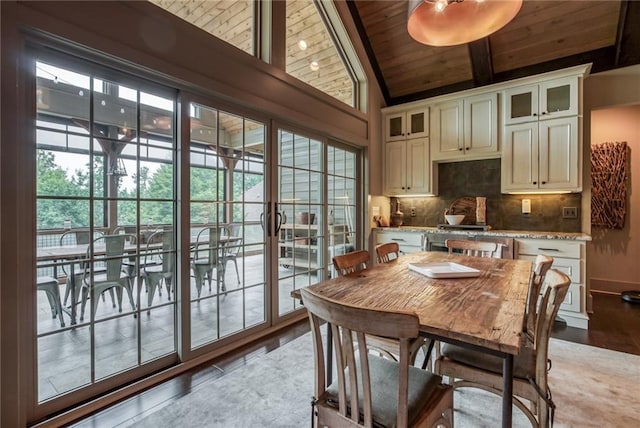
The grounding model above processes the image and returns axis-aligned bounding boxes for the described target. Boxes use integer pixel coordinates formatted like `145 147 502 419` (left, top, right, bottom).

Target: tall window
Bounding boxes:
286 0 357 107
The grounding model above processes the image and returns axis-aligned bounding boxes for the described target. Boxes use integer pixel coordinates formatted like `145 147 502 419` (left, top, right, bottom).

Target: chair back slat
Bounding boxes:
525 255 554 341
445 239 500 258
375 242 400 263
332 250 370 276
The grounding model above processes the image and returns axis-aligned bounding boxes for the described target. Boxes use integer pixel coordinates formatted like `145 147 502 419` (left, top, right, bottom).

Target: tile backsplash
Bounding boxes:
392 159 582 232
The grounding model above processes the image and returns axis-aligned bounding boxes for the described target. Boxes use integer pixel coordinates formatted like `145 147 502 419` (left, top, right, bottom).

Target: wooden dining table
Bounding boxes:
37 234 242 325
300 251 532 428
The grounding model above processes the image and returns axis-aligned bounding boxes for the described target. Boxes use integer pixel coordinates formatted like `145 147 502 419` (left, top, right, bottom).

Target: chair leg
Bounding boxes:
228 257 240 285
50 284 65 328
194 268 203 298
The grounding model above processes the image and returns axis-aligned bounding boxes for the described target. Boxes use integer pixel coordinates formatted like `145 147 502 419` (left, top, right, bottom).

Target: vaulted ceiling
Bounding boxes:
349 0 640 106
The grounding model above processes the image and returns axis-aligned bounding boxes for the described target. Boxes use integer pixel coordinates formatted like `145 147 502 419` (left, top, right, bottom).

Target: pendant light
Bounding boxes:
407 0 523 47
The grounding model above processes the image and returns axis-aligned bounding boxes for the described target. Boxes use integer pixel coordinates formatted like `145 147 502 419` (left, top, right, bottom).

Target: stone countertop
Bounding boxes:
374 226 592 241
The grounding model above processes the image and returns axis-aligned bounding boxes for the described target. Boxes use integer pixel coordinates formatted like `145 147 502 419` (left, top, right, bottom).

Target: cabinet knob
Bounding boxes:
407 187 411 190
533 113 538 117
533 181 537 185
401 186 405 190
459 148 463 151
466 147 470 150
541 181 546 185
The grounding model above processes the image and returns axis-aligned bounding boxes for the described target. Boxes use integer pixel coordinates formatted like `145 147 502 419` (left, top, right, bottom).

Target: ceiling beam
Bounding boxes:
467 38 494 87
615 0 640 67
347 0 392 105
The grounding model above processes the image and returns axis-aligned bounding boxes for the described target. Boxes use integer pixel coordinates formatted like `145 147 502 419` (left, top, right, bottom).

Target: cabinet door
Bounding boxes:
385 112 406 141
406 107 429 139
504 84 539 125
539 76 578 120
538 117 579 191
384 140 407 194
464 92 499 157
431 99 463 161
501 122 539 192
406 138 430 194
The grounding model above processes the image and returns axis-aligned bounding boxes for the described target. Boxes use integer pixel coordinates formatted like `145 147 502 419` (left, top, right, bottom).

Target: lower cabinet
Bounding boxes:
373 229 425 258
516 238 588 329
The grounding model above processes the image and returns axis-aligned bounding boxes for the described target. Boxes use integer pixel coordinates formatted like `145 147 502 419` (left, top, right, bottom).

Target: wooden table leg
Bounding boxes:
502 353 514 428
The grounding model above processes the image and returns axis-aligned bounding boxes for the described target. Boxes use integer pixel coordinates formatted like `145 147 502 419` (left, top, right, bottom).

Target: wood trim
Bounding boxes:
346 0 391 105
590 278 640 295
468 38 494 87
615 0 640 67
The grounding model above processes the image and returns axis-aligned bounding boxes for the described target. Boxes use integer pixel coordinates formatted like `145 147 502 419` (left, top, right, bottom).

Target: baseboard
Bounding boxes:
590 278 640 295
557 310 589 330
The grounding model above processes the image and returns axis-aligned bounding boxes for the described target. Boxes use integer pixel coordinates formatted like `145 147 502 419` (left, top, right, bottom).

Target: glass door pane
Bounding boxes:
35 58 177 402
276 129 359 317
189 102 267 350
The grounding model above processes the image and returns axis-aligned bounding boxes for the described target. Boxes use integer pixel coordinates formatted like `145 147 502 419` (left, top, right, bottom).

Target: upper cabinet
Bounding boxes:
385 107 429 141
501 117 579 193
383 138 432 196
504 76 578 125
431 92 499 162
383 106 434 196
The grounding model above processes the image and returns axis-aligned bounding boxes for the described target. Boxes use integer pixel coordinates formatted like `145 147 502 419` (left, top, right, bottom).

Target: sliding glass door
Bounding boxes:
187 99 268 350
31 50 361 419
35 54 178 403
275 126 358 318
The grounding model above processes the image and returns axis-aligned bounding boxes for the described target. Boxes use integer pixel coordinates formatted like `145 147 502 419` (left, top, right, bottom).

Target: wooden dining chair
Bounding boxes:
434 269 570 428
332 248 426 363
301 287 453 428
524 255 554 343
332 249 370 276
375 242 400 263
445 239 502 258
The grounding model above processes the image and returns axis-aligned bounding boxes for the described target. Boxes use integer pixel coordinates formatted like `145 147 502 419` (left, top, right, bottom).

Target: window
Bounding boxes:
286 0 358 107
149 0 255 55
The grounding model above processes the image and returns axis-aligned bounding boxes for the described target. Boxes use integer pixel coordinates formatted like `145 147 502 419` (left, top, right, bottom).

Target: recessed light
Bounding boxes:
298 40 308 50
310 61 320 71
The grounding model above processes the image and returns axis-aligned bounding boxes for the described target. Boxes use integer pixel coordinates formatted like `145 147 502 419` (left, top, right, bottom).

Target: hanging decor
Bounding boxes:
591 141 628 229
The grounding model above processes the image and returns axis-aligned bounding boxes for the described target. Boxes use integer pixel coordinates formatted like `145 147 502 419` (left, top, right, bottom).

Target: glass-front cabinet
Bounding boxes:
504 76 578 125
385 107 429 141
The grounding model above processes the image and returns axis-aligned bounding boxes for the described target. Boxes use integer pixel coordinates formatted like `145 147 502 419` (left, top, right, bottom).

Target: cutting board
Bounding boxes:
447 197 477 225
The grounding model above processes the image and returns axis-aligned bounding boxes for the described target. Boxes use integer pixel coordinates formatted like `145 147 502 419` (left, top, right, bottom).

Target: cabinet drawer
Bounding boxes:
375 231 424 247
519 254 581 283
516 239 581 259
560 283 582 313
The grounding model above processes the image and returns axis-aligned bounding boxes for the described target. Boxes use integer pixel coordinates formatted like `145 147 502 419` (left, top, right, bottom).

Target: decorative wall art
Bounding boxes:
591 141 628 229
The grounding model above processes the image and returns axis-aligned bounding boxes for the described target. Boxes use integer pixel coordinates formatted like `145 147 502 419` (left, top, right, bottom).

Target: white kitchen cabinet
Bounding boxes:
504 76 578 125
373 229 425 259
516 238 588 329
431 93 499 162
502 116 579 193
385 107 429 141
383 138 432 195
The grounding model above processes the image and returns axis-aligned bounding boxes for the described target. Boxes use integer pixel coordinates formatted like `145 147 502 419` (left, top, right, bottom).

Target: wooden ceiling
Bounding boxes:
350 0 640 106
